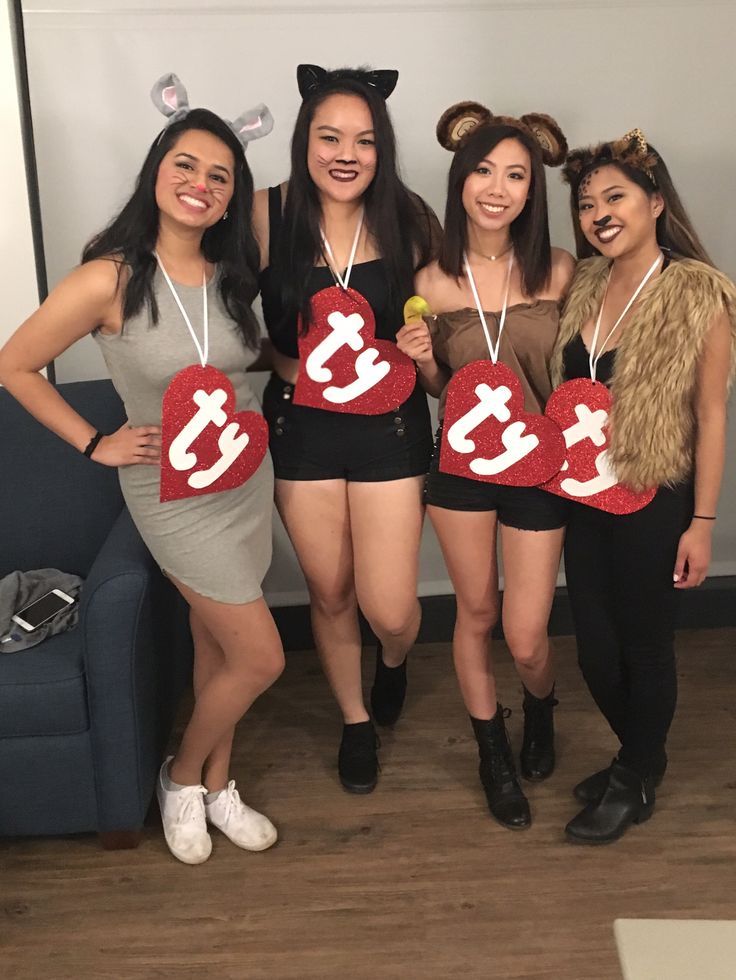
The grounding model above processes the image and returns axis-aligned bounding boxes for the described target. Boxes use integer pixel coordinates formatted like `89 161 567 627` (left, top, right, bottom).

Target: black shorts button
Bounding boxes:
276 416 286 424
394 416 403 424
282 392 291 400
275 426 284 436
396 427 405 437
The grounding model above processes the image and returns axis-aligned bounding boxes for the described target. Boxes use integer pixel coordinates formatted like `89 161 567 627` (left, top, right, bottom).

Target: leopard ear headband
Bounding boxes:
436 100 568 167
563 128 660 188
151 72 274 148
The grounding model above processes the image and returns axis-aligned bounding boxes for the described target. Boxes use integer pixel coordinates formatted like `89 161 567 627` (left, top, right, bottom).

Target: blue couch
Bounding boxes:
0 380 192 847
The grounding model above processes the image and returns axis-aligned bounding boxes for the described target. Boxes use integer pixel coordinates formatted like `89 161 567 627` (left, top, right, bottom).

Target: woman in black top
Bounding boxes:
253 65 438 792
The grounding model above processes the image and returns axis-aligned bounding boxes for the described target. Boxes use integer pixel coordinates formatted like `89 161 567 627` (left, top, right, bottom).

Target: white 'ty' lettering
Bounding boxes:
306 311 366 383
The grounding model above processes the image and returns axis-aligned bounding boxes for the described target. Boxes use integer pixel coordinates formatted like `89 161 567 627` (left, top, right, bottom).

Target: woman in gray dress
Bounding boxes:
0 85 283 865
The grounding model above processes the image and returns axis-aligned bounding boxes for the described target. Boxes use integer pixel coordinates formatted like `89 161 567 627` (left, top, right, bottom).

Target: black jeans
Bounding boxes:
563 484 693 776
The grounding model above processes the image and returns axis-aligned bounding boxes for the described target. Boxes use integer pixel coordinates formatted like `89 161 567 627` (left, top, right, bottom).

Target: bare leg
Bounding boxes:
167 578 285 787
189 609 233 793
499 525 564 698
427 505 500 719
349 476 425 667
275 479 367 723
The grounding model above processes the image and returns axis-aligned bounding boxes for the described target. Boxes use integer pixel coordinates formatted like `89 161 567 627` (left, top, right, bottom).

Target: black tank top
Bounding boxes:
258 186 400 359
562 254 671 386
563 333 616 385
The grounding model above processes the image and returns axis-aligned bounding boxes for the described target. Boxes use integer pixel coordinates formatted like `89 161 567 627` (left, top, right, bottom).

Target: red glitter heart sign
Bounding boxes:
160 365 268 502
293 286 416 415
541 378 655 514
440 361 566 486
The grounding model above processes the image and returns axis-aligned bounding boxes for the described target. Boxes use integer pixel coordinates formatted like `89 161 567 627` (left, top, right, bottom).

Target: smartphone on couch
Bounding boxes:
11 589 77 632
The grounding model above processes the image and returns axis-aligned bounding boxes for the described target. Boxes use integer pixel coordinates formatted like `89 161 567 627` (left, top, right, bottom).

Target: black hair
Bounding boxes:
439 123 552 297
274 71 437 330
83 108 261 348
567 146 713 265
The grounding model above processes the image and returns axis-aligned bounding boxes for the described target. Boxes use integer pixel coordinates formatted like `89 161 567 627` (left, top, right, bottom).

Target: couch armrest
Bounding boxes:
80 508 162 832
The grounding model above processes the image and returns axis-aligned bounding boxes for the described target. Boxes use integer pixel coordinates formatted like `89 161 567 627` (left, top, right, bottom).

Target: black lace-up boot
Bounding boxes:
520 685 558 781
471 706 531 830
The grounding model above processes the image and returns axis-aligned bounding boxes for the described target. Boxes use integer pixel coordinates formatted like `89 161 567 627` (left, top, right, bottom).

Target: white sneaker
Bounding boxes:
156 757 212 865
205 780 278 851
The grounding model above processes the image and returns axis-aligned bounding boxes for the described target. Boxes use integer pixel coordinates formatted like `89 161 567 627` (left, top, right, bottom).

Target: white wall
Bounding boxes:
19 0 736 601
1 1 39 350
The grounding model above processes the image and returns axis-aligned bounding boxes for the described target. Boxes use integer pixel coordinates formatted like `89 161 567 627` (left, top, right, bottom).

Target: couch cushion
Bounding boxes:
0 629 88 737
0 380 126 578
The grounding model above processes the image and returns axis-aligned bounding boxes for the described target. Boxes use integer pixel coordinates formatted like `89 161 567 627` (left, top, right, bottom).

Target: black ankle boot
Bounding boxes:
338 720 380 794
370 642 407 727
520 686 558 781
471 707 531 830
573 750 667 804
565 761 655 844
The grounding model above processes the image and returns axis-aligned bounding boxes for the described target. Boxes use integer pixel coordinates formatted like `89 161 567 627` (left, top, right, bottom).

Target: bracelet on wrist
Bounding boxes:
82 431 105 459
692 514 716 521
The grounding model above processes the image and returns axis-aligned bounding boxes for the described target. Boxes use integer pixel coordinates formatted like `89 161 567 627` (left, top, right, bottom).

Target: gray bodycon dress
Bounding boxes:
94 269 273 604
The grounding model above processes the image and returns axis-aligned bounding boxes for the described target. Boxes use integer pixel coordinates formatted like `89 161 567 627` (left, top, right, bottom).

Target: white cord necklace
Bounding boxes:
589 252 663 382
155 251 209 368
320 210 364 291
463 250 515 364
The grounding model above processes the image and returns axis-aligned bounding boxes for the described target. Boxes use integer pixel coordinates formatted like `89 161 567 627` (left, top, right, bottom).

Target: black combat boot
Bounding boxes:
471 707 531 830
520 685 558 781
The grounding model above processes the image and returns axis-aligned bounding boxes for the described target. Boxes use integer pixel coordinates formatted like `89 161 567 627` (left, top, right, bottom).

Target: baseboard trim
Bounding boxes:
272 576 736 652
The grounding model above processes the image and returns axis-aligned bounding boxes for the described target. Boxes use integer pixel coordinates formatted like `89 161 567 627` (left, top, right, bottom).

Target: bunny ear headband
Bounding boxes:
151 72 274 148
436 100 568 167
296 63 399 101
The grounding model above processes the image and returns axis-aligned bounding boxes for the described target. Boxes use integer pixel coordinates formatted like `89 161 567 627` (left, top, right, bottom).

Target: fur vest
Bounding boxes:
551 256 736 490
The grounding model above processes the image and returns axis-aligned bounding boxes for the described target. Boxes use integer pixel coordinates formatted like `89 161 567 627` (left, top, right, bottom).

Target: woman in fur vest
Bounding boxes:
552 130 736 844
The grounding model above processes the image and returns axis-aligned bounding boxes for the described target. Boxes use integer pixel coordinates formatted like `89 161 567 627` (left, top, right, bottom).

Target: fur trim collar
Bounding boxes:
552 256 736 490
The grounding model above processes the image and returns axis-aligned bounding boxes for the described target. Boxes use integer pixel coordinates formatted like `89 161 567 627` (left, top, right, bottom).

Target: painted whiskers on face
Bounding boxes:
307 93 377 204
155 129 235 229
578 164 663 257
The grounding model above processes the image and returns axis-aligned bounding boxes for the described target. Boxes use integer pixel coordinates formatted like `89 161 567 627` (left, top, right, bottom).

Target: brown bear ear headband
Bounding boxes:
151 72 274 148
436 101 568 167
297 63 399 101
562 128 659 188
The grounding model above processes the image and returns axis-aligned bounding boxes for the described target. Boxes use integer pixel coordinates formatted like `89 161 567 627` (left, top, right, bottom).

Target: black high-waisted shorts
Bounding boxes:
263 373 433 482
424 424 568 531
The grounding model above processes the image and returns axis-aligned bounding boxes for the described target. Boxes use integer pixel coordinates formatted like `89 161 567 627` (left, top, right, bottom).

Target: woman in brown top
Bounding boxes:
397 103 574 829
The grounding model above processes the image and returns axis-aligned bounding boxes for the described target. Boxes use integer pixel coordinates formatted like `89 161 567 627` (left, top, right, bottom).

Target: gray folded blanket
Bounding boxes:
0 569 83 653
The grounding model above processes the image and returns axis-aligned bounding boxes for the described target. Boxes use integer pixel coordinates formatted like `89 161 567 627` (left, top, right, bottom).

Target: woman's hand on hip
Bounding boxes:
92 423 161 466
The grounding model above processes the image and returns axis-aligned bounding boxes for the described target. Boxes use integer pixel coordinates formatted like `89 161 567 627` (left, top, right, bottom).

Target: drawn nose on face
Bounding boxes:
593 214 612 227
193 182 207 193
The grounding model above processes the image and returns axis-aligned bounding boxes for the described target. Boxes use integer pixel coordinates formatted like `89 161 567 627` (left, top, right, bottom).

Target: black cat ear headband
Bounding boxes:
296 63 399 101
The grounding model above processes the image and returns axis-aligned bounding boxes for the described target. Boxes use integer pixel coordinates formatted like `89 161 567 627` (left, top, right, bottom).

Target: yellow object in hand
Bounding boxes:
403 295 431 323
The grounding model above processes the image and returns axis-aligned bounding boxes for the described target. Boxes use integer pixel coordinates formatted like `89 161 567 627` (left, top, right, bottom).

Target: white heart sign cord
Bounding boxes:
463 250 515 365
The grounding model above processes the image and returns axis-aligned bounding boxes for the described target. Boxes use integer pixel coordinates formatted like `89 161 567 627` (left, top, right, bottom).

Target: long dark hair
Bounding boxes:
275 73 437 329
439 123 552 297
83 108 261 348
566 147 713 266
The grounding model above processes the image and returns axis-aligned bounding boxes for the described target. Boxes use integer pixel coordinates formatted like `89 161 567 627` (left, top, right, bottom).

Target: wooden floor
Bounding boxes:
2 628 735 980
